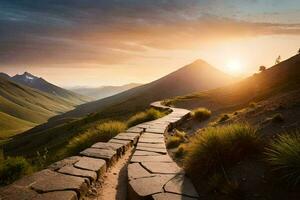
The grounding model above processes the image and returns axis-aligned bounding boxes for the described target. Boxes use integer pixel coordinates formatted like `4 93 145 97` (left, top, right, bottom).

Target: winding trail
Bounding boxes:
0 101 198 200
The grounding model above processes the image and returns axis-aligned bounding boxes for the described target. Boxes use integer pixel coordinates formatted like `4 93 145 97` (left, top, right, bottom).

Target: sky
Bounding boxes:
0 0 300 87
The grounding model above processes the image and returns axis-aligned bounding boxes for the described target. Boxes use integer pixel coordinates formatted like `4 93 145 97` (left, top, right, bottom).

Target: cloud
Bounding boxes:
0 0 299 67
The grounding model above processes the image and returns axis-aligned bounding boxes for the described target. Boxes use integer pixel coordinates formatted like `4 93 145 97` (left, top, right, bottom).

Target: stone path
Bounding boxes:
0 101 198 200
127 102 199 200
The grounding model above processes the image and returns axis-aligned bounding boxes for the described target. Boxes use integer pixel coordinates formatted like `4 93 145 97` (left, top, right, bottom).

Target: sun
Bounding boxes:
226 59 243 76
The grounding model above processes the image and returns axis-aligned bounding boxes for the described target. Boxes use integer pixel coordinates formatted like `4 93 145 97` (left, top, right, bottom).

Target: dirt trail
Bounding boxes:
87 148 133 200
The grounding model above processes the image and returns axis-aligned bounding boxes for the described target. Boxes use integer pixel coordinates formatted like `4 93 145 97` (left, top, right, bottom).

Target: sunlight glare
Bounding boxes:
226 59 243 76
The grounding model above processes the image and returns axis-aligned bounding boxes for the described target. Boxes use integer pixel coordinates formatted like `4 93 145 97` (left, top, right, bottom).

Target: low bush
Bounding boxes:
219 114 230 123
65 121 126 156
175 144 188 158
166 130 187 149
271 113 284 123
192 108 211 121
265 132 300 186
0 157 32 185
184 124 262 177
127 108 166 127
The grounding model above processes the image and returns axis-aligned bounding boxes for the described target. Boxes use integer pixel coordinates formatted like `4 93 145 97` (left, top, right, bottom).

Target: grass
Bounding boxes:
166 130 187 149
192 107 211 121
64 121 127 156
184 124 262 177
265 131 300 186
0 156 32 185
271 113 284 123
127 108 166 127
218 114 230 123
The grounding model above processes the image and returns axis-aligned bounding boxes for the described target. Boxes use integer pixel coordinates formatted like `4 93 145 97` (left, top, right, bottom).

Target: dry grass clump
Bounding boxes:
127 108 166 127
265 131 300 186
192 107 211 121
166 130 186 149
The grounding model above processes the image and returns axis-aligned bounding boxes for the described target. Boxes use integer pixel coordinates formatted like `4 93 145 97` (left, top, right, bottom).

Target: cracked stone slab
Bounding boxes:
74 157 106 175
113 134 139 145
128 175 174 199
152 193 197 200
128 163 154 180
31 170 88 196
33 191 77 200
131 155 173 163
108 139 132 148
58 165 97 181
126 127 144 133
141 133 164 138
137 143 166 149
0 185 38 200
164 174 199 198
146 128 166 134
133 151 163 156
48 156 81 171
11 169 54 187
141 162 183 174
136 146 167 154
138 138 165 144
80 148 117 166
91 142 125 156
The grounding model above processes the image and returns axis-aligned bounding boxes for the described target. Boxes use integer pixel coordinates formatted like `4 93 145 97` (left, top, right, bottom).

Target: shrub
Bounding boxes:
166 130 187 149
219 114 230 123
184 124 262 177
127 108 166 127
65 121 126 156
265 132 300 186
175 144 188 158
249 102 257 108
272 113 284 123
192 108 211 121
0 157 32 185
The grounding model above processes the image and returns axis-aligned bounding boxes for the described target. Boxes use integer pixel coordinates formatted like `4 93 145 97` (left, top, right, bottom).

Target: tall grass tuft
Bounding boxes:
166 130 186 149
0 157 32 185
192 108 211 121
65 121 126 156
265 132 300 186
127 108 166 127
184 124 262 177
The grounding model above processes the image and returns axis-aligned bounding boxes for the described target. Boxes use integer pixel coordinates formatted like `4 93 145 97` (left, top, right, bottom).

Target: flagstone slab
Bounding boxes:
164 174 199 198
74 157 106 174
113 134 139 145
31 170 88 195
146 128 166 134
108 139 132 148
128 163 154 180
128 175 174 199
58 165 97 181
80 148 117 166
48 156 81 171
126 127 144 133
0 185 38 200
152 193 197 200
91 142 125 156
141 133 164 138
33 191 77 200
141 162 182 174
138 138 165 144
137 143 166 149
131 155 173 163
133 151 163 156
136 146 167 154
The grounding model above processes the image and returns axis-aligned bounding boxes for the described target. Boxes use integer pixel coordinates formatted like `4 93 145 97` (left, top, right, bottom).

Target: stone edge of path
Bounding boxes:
127 101 199 200
0 101 197 200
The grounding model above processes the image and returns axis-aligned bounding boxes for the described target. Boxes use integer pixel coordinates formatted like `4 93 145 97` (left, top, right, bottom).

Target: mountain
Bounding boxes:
71 83 141 100
53 59 235 120
0 72 10 80
0 77 89 139
165 54 300 111
3 59 235 157
11 72 91 104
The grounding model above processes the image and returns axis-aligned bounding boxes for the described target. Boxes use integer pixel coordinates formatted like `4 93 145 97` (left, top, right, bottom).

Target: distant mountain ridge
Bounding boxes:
71 83 142 100
11 72 91 104
52 59 235 120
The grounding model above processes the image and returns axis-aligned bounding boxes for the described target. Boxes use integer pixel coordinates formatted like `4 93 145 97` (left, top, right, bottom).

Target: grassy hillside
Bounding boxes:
165 54 300 111
0 78 87 139
11 72 91 105
3 59 234 158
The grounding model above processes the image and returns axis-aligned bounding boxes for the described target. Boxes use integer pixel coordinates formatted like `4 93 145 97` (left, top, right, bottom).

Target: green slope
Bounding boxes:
0 78 86 138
